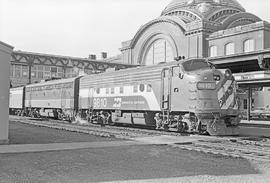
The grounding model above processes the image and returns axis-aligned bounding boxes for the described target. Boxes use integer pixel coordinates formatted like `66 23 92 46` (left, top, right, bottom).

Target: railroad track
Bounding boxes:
10 115 270 162
173 139 270 162
9 115 185 139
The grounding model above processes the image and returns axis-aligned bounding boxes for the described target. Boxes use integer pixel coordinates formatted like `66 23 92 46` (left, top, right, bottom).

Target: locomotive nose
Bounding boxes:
194 70 219 111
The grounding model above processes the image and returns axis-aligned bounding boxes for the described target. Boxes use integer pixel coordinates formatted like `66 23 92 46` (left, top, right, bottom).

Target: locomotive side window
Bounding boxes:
133 85 138 93
139 84 145 92
120 87 124 94
172 66 180 77
96 88 100 94
147 84 152 92
111 88 115 94
106 88 109 94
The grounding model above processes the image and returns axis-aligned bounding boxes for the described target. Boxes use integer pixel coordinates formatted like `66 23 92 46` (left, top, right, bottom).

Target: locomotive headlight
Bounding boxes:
225 70 232 78
213 75 221 81
197 82 216 90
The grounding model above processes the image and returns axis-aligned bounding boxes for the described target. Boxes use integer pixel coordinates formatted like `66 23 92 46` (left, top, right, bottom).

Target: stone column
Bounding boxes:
0 41 13 144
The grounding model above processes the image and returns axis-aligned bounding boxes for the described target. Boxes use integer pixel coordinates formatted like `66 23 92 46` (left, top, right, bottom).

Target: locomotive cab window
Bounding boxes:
182 60 210 72
139 84 145 92
172 66 180 77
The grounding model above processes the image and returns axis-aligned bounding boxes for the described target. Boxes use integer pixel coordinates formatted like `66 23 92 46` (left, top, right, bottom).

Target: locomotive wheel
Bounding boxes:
108 120 115 126
58 114 63 120
176 122 184 133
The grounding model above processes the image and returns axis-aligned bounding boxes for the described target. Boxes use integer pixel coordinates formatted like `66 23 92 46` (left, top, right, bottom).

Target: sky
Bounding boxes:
1 0 270 58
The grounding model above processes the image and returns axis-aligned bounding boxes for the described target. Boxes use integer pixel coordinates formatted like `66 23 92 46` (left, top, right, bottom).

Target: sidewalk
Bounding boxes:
0 140 143 154
241 120 270 126
240 120 270 137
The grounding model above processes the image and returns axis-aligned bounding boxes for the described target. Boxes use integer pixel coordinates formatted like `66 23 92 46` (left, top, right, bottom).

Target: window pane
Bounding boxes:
144 39 174 65
15 69 21 78
38 71 43 79
225 43 235 55
51 67 57 72
22 66 29 78
145 46 154 65
44 72 51 79
153 39 165 64
165 41 174 62
45 66 50 71
31 71 37 78
244 39 255 53
210 46 218 57
38 65 43 71
32 65 38 71
57 67 63 72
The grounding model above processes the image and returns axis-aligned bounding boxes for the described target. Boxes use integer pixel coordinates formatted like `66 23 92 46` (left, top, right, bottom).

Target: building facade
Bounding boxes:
115 0 270 118
10 51 133 87
118 0 268 67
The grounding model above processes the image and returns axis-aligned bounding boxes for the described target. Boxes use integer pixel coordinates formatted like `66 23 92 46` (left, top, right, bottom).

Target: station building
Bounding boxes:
117 0 268 66
114 0 270 119
10 51 131 87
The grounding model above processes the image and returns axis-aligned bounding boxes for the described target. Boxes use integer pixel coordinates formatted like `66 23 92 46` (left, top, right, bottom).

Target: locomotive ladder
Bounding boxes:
161 68 172 124
88 87 95 119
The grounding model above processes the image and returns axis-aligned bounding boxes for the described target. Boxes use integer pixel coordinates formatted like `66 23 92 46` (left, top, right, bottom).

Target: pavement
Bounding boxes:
0 120 269 183
241 120 270 126
0 134 213 154
240 120 270 137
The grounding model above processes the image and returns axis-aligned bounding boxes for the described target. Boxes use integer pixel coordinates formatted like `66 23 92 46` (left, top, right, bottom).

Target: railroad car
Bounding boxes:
78 58 240 136
9 86 25 115
24 77 81 120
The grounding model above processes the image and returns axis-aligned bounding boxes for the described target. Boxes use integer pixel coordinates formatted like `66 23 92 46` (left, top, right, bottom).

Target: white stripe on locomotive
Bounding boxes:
79 85 160 110
217 80 232 100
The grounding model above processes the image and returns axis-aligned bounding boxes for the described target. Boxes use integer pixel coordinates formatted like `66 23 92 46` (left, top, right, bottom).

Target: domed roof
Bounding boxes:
162 0 245 18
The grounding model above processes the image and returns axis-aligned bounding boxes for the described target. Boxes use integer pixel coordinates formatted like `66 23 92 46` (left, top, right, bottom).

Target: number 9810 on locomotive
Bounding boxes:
10 58 240 136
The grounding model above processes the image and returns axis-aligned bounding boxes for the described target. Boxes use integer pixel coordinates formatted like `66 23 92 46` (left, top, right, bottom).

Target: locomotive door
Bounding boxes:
88 87 94 110
161 68 172 111
61 88 66 109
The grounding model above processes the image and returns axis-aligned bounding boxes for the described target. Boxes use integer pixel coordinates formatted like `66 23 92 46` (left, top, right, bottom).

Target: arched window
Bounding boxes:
225 42 235 55
209 45 218 57
244 39 255 53
144 39 174 65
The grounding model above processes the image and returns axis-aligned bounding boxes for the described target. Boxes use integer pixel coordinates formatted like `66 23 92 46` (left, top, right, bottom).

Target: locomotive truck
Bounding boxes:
9 58 240 136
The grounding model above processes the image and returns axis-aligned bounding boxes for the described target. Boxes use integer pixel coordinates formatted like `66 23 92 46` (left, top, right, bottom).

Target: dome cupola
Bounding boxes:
162 0 246 22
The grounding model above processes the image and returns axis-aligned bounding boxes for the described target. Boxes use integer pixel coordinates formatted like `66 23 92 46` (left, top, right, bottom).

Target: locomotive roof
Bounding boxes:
83 58 206 78
25 77 78 88
80 58 207 87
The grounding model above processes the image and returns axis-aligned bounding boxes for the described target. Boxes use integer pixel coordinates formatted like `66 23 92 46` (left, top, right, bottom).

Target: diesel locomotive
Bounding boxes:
9 58 240 136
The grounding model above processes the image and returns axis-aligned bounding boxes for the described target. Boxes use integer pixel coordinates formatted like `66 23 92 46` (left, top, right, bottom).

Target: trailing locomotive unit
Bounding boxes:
23 77 81 120
79 58 240 136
